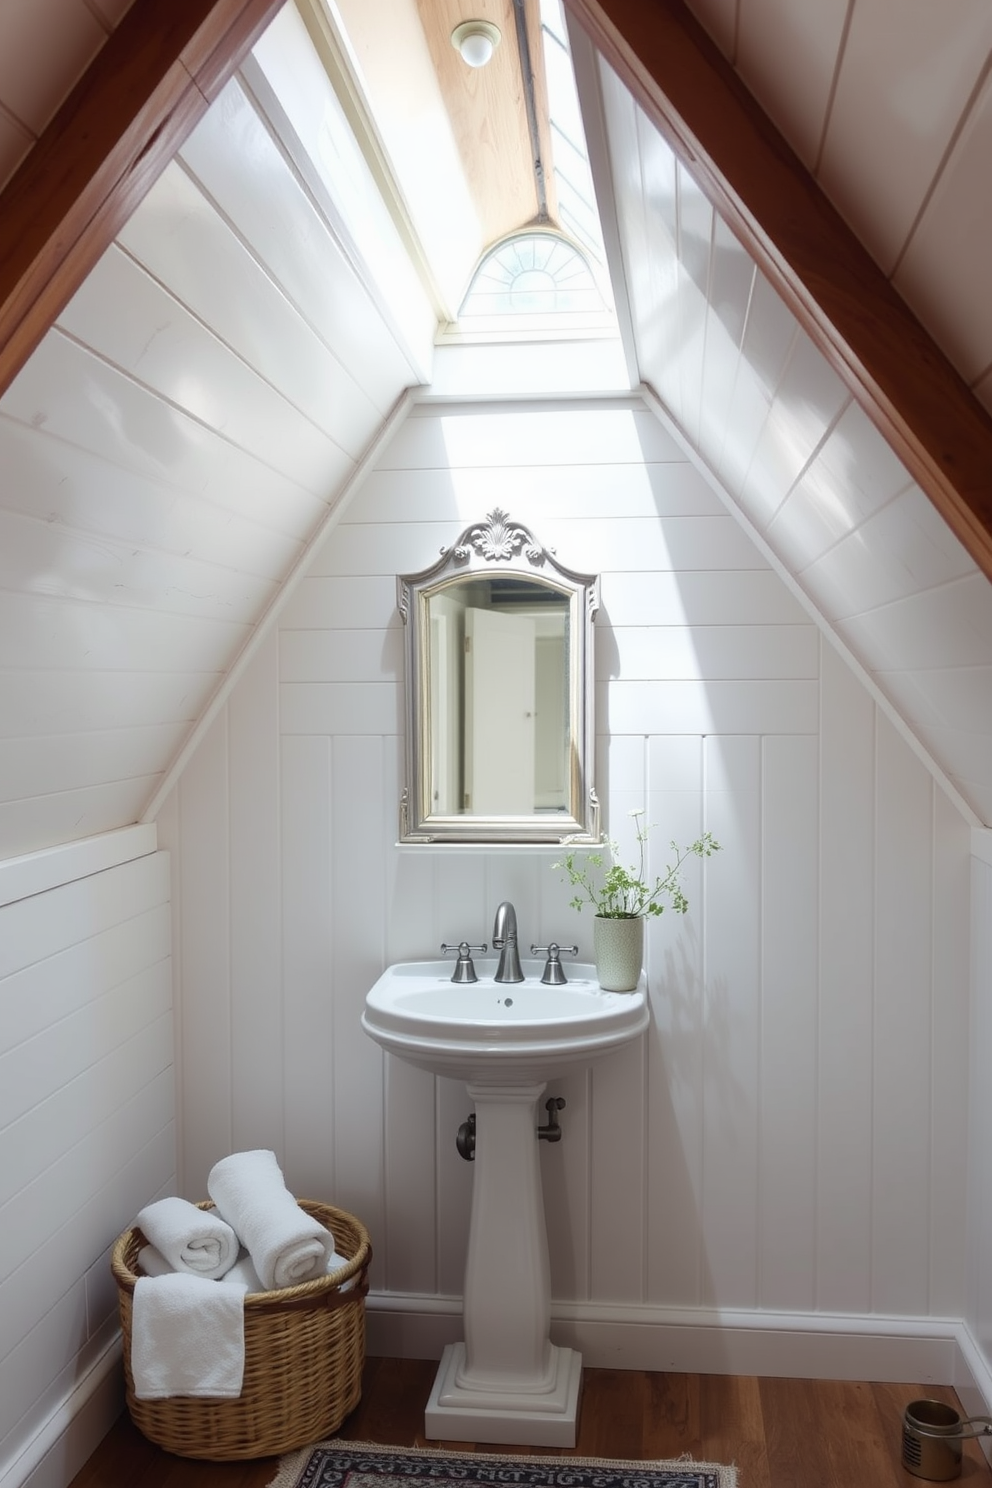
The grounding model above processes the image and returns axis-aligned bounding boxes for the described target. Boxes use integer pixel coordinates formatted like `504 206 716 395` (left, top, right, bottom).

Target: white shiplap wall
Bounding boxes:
0 835 173 1488
598 57 992 828
0 3 431 865
158 397 974 1378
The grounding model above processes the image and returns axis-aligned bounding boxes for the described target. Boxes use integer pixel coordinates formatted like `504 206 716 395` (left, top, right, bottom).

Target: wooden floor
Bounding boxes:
69 1357 992 1488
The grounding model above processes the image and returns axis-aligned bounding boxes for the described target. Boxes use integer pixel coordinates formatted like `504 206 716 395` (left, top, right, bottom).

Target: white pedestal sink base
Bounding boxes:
425 1342 583 1447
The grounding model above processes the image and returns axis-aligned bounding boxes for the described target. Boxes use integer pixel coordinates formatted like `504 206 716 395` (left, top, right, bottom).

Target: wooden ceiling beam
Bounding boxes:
0 0 287 400
569 0 992 584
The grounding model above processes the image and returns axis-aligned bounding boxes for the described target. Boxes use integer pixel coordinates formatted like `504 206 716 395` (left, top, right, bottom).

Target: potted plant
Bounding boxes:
553 811 721 991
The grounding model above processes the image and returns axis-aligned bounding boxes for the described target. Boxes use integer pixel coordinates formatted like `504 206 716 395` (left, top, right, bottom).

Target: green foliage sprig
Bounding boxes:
553 810 721 920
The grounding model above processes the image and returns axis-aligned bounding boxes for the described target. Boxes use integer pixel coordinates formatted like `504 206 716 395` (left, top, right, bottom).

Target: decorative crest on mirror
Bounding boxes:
398 510 600 845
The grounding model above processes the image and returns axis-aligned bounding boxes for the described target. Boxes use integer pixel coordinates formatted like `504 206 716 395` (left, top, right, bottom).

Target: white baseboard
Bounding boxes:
9 1304 990 1487
0 1336 123 1488
366 1292 980 1388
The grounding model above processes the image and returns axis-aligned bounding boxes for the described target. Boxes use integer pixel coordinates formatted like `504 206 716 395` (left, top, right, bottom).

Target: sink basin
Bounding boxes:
362 957 648 1082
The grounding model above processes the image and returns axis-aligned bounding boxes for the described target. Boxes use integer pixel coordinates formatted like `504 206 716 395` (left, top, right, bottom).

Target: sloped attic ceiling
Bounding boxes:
0 0 991 856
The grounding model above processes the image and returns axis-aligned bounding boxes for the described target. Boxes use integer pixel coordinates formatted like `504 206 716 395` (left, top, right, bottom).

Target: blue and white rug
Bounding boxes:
268 1439 737 1488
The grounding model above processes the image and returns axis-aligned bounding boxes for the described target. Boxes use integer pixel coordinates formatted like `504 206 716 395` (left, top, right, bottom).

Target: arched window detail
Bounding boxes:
458 232 608 322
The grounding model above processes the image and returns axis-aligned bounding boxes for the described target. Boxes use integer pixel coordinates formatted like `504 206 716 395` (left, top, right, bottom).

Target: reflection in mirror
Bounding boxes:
398 510 599 845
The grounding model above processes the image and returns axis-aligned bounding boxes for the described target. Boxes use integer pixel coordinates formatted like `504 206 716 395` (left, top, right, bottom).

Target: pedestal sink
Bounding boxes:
362 957 649 1446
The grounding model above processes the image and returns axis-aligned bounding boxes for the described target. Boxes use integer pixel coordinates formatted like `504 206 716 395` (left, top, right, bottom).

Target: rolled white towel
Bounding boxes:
131 1272 248 1400
207 1149 334 1290
138 1242 351 1294
137 1244 174 1278
135 1196 238 1279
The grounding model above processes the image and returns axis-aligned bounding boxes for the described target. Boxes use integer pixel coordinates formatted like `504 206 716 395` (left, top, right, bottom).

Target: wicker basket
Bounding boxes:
111 1199 371 1461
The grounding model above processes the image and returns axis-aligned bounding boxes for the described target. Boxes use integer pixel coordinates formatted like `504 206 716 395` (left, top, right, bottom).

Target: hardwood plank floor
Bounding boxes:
69 1358 992 1488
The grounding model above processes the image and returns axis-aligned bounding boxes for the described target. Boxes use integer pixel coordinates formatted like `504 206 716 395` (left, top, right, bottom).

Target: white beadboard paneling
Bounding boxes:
0 902 169 1056
816 642 875 1314
799 488 978 619
673 167 713 449
736 0 848 169
0 821 155 908
330 735 388 1247
758 733 818 1311
600 570 808 627
247 7 436 382
351 458 720 525
0 956 170 1143
1 333 327 534
178 80 419 399
0 413 305 578
968 854 992 1365
280 734 333 1193
930 788 970 1318
701 734 762 1307
0 778 159 872
387 400 680 469
0 591 247 674
175 712 232 1198
871 715 935 1316
117 162 391 439
0 726 183 808
737 330 850 531
0 505 277 620
835 572 992 671
228 634 283 1150
766 410 914 573
279 682 401 736
0 845 173 1476
58 247 356 496
604 623 819 681
280 628 403 683
0 671 208 739
600 678 819 735
645 733 708 1307
280 575 398 631
322 513 764 580
698 215 756 464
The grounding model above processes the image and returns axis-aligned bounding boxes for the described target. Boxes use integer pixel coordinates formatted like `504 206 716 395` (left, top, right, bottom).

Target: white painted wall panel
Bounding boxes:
160 400 973 1377
0 843 173 1481
0 24 418 863
601 66 992 830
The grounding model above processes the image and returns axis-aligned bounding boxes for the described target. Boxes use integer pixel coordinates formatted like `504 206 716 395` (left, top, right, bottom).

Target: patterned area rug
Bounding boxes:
267 1440 737 1488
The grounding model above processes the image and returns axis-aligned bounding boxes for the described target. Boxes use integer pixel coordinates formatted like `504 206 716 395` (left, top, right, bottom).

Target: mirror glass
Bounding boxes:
398 510 599 844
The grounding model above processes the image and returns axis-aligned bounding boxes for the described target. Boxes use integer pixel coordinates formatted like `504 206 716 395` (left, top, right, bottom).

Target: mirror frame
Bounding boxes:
397 508 600 845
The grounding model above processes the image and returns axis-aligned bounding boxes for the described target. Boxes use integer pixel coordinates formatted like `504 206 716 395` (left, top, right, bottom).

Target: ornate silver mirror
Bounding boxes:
398 509 600 844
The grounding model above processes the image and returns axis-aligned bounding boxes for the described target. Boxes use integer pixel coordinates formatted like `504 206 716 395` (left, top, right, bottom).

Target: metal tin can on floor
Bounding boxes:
902 1399 992 1480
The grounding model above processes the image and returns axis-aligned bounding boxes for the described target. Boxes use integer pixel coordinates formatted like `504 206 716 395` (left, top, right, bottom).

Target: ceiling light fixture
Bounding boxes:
451 20 501 68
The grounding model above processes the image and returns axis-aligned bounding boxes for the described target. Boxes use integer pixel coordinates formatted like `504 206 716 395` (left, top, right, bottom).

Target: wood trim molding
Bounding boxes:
567 0 992 584
0 0 286 399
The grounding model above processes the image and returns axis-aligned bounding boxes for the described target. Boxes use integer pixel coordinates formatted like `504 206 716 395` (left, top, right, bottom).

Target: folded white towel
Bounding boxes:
135 1196 238 1279
131 1273 248 1399
207 1149 334 1290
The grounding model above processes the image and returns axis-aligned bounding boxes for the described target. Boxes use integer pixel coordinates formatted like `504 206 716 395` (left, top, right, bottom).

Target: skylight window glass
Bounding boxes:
459 233 606 320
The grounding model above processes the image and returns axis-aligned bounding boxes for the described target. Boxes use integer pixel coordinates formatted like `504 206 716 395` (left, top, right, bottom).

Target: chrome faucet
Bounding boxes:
492 901 524 983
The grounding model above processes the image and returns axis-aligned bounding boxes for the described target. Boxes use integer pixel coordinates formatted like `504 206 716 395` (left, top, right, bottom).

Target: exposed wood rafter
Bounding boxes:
0 0 286 398
569 0 992 584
